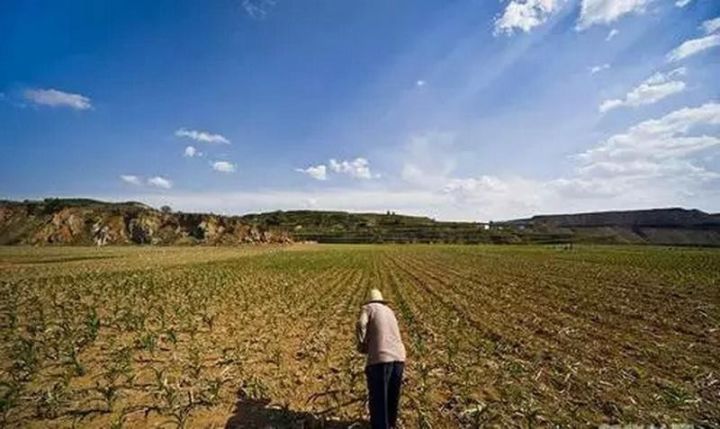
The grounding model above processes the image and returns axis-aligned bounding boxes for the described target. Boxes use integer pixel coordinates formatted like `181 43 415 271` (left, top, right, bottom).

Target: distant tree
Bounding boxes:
161 205 172 214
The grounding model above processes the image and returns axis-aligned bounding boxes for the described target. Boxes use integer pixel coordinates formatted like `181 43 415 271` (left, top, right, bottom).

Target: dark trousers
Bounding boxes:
365 361 404 429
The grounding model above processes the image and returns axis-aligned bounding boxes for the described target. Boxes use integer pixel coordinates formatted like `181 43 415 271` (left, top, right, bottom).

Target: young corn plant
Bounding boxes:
95 381 120 412
108 411 128 429
108 345 135 386
186 344 204 381
65 345 85 377
198 375 227 406
238 375 270 401
11 336 39 382
35 379 69 420
0 381 20 425
84 308 101 343
136 331 158 355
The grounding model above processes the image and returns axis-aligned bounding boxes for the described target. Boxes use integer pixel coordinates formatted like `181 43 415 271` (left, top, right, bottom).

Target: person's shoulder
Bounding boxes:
363 302 383 313
372 302 395 314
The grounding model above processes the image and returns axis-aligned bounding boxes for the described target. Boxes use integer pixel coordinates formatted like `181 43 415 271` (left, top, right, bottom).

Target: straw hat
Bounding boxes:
367 288 387 304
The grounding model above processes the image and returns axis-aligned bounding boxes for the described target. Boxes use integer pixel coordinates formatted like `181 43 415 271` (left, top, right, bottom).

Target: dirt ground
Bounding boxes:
0 244 718 428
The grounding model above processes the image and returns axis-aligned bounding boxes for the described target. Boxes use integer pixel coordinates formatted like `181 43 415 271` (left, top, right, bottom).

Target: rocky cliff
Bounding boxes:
0 199 291 246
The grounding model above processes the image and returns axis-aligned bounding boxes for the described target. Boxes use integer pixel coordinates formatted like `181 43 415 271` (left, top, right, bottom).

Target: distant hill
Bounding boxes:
0 198 290 246
1 199 719 246
502 208 720 246
240 207 720 246
240 210 498 244
507 208 720 228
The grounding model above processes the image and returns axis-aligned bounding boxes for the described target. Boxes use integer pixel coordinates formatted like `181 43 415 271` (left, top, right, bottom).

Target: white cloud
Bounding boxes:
394 104 720 219
494 0 562 35
416 80 426 87
328 158 376 179
577 0 651 29
293 157 377 181
606 28 619 41
175 128 230 144
667 34 720 62
120 175 142 186
599 67 686 113
578 103 720 181
242 0 276 20
212 161 237 173
295 164 327 181
23 88 92 110
105 104 720 221
183 146 201 157
589 63 610 74
701 17 720 35
147 176 173 189
675 0 692 7
443 176 509 194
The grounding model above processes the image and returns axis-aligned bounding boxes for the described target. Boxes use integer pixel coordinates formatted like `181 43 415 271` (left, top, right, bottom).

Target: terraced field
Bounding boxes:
0 244 718 428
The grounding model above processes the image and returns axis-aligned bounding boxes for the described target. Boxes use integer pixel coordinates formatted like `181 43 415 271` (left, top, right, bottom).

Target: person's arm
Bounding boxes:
356 307 369 354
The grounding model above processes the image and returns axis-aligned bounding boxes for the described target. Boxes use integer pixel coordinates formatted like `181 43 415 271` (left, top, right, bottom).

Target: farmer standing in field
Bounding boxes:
356 288 407 429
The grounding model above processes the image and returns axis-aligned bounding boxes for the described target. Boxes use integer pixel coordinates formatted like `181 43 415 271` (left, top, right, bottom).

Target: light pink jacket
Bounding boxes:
356 302 406 366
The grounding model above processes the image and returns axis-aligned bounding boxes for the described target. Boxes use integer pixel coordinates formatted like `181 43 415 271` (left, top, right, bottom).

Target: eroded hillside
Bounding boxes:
0 199 290 246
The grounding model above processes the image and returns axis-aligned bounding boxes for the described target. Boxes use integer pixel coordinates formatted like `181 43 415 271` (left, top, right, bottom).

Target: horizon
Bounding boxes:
2 1 720 222
2 196 714 223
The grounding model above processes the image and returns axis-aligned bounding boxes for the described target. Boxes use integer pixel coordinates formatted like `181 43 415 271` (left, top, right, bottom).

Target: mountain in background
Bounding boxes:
507 208 720 228
1 198 719 246
501 208 720 247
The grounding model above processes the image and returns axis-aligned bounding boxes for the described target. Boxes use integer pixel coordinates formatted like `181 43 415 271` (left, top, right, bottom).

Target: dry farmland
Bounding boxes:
0 244 719 428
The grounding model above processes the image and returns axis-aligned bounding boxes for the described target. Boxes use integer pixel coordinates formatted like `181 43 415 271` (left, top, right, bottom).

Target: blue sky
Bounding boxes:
1 0 719 220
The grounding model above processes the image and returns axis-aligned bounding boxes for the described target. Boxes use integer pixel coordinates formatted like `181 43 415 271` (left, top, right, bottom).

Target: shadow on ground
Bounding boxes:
225 396 368 429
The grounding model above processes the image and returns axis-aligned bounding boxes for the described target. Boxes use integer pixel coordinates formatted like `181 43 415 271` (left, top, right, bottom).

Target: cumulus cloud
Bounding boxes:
577 0 651 29
328 158 376 179
667 34 720 62
23 88 92 110
212 161 237 173
293 157 377 181
120 175 142 186
578 103 720 183
175 128 230 144
147 176 173 189
606 28 619 41
395 104 720 219
110 104 720 221
455 104 720 204
121 175 174 189
589 63 611 74
295 164 327 181
599 67 686 113
183 146 201 157
494 0 562 35
701 17 720 35
675 0 692 7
